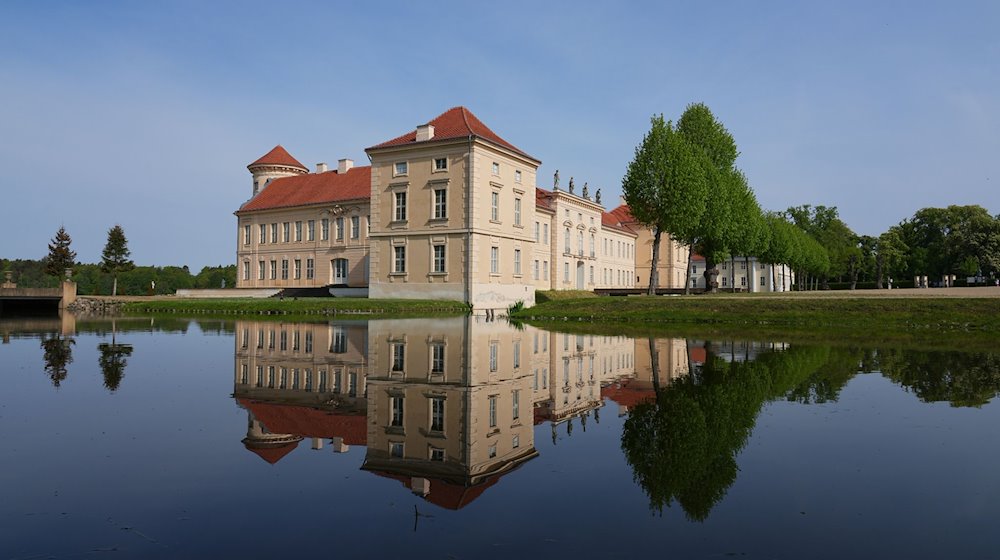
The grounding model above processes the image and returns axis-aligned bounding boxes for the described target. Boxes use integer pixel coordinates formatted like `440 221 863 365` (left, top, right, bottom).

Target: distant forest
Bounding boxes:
0 258 236 296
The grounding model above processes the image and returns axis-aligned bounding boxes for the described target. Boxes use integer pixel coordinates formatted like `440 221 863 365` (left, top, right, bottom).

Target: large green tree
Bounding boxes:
896 205 998 280
100 224 135 296
44 226 77 278
622 114 709 294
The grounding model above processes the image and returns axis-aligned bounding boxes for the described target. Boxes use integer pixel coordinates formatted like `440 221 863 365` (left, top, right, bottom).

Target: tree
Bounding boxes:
622 114 709 294
875 227 907 288
44 226 77 278
676 103 746 292
100 225 135 296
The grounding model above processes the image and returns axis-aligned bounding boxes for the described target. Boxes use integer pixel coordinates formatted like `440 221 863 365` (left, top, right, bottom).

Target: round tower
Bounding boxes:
247 145 308 196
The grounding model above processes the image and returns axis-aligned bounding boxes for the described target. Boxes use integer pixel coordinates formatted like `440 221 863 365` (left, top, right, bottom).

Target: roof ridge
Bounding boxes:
460 106 472 135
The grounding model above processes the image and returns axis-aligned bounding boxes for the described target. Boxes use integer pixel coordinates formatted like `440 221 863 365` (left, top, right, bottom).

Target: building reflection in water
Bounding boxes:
232 317 666 509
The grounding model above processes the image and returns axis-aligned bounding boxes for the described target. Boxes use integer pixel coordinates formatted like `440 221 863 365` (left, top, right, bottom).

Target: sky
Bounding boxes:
2 1 998 270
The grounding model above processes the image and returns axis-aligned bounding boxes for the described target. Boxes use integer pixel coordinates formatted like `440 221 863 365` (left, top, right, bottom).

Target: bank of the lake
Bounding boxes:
512 291 1000 352
117 296 469 319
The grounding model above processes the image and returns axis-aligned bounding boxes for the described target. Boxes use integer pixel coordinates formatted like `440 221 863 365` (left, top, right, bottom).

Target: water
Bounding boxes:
2 315 999 559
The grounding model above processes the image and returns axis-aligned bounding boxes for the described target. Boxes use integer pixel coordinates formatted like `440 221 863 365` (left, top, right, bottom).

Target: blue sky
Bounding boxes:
2 1 997 269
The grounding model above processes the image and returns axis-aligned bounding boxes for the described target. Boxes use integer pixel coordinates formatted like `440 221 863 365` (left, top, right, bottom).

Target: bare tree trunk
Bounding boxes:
771 263 776 292
875 253 884 289
684 244 694 295
648 228 661 296
730 256 735 292
112 276 118 297
746 256 753 293
704 256 719 293
649 337 661 394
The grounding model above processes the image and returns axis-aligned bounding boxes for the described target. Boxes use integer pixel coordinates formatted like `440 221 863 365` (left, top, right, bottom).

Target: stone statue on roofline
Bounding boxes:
582 182 589 199
553 169 560 191
596 189 602 204
569 177 575 194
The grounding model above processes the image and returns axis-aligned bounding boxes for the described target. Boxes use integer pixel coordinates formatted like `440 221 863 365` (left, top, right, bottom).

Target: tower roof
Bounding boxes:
367 106 538 162
248 145 308 171
237 166 372 213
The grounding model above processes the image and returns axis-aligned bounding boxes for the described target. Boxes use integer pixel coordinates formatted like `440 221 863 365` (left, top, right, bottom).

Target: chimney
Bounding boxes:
316 162 328 173
416 124 435 142
338 158 354 174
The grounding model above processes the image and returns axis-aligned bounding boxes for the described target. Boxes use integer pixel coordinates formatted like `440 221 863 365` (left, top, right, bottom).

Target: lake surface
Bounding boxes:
2 314 999 559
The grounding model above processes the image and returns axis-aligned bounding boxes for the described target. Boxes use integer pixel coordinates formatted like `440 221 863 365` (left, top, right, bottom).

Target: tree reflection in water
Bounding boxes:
41 334 75 388
98 322 133 392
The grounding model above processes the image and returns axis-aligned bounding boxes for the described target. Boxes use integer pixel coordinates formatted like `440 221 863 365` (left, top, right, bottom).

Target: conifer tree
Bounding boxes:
100 225 135 296
45 226 77 278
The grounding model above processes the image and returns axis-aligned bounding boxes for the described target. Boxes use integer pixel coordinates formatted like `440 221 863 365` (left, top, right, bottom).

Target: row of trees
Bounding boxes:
4 225 234 296
623 103 999 291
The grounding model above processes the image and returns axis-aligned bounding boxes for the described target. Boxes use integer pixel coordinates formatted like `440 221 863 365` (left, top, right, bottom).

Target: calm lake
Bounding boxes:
2 314 999 559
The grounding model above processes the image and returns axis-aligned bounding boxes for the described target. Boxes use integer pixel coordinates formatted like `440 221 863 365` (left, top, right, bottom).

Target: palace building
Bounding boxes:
235 106 787 310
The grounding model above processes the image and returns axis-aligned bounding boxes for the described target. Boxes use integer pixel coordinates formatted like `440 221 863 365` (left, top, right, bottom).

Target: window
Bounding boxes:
492 162 499 175
564 228 570 253
534 222 540 242
256 366 263 387
391 396 404 427
564 262 569 282
333 258 348 284
514 197 521 226
543 224 549 244
305 332 313 353
430 447 444 461
578 231 583 256
430 397 444 431
307 220 315 241
259 224 266 244
513 341 520 369
336 217 344 240
243 225 250 245
282 222 290 242
489 342 498 372
242 262 250 280
514 249 521 275
258 260 265 280
515 169 522 183
269 260 277 280
267 367 274 388
331 327 347 353
391 343 405 372
433 244 446 273
491 191 500 221
590 265 594 284
433 188 447 219
394 191 407 221
761 275 766 287
292 331 300 352
512 434 520 449
394 161 408 176
319 370 328 392
279 331 287 351
722 276 728 287
590 234 595 258
491 246 499 274
512 389 520 420
271 223 278 243
533 259 539 280
281 259 289 280
543 260 548 279
295 221 302 242
321 218 329 241
431 343 445 373
488 445 497 458
434 157 448 171
351 216 359 239
306 258 314 280
294 259 301 279
393 246 406 273
488 396 497 427
304 369 312 391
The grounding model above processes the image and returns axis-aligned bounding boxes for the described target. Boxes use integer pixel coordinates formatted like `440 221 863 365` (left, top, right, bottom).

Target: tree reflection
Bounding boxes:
621 342 831 521
878 350 1000 408
98 323 133 392
41 334 75 388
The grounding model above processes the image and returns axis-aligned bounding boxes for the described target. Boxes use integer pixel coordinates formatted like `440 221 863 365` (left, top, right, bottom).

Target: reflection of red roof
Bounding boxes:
238 398 367 445
248 145 308 171
601 380 655 408
245 441 300 464
371 471 503 510
368 107 537 162
238 166 372 212
689 347 706 364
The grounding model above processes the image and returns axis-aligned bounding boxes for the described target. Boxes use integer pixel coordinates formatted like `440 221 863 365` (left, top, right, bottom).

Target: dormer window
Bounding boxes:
394 161 408 176
434 157 448 171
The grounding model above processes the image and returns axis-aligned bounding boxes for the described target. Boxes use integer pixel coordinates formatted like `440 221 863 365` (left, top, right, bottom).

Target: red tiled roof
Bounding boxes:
367 107 538 162
602 211 637 236
248 145 308 171
245 440 300 465
238 398 368 445
690 254 706 262
371 471 504 511
238 166 372 212
535 188 555 213
609 204 637 225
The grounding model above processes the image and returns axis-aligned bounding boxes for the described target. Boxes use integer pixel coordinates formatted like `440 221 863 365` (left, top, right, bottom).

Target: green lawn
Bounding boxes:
122 297 470 319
